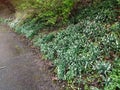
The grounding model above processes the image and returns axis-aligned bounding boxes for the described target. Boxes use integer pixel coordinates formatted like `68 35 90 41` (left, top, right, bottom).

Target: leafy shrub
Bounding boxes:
37 0 74 25
33 20 120 89
0 18 4 23
12 0 75 25
10 0 78 38
0 18 12 24
11 0 38 10
104 58 120 90
117 0 120 4
71 0 118 24
9 18 44 38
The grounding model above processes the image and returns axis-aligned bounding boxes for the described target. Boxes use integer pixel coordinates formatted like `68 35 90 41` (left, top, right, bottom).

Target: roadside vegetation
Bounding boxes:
3 0 120 89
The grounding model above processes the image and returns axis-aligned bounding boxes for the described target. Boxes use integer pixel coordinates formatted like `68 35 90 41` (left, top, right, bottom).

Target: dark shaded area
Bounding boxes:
0 0 15 12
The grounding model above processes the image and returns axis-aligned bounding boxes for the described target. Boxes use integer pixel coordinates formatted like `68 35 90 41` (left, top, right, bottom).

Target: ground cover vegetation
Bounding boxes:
6 0 120 89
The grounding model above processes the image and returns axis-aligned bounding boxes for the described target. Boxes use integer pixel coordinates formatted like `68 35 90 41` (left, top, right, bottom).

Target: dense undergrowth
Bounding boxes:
71 0 118 24
33 21 120 90
5 0 120 89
